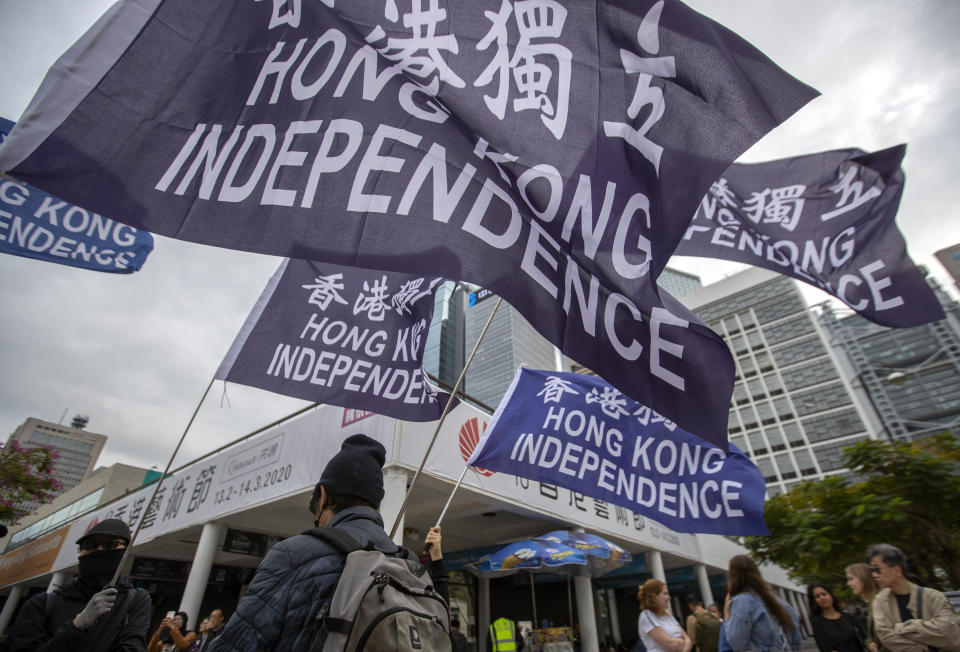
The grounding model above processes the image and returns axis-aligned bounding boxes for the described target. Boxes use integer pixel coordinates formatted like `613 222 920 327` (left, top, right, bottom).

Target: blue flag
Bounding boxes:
216 259 454 421
0 118 152 273
675 145 943 328
468 369 769 535
0 0 818 446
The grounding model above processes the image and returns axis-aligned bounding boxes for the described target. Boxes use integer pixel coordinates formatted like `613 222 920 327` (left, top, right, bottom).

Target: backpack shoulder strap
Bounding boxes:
302 526 412 558
301 527 364 554
915 586 923 620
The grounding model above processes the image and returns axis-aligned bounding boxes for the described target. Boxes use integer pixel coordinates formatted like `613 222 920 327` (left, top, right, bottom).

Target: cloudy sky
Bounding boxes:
0 0 957 471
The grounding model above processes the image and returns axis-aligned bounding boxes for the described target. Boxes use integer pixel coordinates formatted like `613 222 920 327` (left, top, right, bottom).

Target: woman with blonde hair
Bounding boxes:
845 562 882 652
724 555 801 652
638 578 693 652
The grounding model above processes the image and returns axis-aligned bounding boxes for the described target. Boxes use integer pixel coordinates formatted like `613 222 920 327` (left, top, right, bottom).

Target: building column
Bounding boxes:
48 571 70 593
606 588 622 644
0 584 26 635
479 575 490 652
380 467 409 547
801 591 814 636
695 564 714 609
646 550 665 582
792 590 812 637
574 568 599 652
179 522 226 626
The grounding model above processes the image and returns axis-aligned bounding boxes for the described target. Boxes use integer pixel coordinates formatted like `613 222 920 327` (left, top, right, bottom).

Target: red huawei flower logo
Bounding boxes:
458 417 494 477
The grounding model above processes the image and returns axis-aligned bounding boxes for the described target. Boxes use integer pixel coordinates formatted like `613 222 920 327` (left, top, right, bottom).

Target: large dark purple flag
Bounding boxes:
0 118 153 273
675 145 944 328
216 259 454 421
468 369 769 535
0 0 818 446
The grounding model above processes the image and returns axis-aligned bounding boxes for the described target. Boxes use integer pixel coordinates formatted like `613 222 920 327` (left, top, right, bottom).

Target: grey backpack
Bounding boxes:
306 527 452 652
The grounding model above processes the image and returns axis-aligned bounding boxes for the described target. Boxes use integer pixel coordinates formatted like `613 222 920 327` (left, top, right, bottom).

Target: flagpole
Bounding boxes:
390 296 503 539
433 465 469 528
109 375 215 586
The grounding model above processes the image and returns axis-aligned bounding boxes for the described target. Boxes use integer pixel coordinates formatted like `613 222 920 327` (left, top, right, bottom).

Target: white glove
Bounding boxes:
74 587 118 630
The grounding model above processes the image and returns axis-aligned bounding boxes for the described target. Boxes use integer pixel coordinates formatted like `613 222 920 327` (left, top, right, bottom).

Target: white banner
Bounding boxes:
50 405 393 572
396 402 703 560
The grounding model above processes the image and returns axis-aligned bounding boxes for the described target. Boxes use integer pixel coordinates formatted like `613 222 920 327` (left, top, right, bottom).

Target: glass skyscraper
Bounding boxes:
463 290 561 409
423 281 466 388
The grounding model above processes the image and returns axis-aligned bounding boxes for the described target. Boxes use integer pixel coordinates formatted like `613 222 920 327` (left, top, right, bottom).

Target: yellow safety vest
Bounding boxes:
489 617 518 651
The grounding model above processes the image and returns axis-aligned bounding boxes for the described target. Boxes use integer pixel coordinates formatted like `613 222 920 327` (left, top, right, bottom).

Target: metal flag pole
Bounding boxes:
390 296 503 539
433 465 469 528
108 376 216 586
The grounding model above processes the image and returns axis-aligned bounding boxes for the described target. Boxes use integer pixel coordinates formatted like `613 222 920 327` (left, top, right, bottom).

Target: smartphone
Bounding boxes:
165 611 175 620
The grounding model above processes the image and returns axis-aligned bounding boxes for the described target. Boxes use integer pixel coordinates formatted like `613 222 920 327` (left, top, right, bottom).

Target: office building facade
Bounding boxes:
464 289 561 409
6 418 107 510
657 267 703 298
819 277 960 443
682 268 878 496
934 243 960 289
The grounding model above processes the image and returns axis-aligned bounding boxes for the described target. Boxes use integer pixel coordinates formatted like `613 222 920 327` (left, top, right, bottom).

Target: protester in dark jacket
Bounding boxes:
450 617 470 652
2 518 151 652
208 434 404 652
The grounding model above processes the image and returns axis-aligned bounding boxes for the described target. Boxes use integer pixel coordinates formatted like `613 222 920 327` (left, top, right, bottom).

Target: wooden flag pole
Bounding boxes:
108 375 216 586
389 296 503 539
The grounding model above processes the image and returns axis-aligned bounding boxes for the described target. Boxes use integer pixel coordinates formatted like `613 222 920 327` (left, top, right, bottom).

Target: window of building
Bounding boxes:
792 449 818 476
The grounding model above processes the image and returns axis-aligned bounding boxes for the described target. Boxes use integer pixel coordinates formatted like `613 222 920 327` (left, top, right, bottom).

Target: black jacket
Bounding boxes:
208 507 401 652
450 628 470 652
2 578 151 652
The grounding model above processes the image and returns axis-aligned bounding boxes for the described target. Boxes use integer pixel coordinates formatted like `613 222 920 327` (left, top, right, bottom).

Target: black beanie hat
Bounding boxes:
76 518 132 545
317 434 386 508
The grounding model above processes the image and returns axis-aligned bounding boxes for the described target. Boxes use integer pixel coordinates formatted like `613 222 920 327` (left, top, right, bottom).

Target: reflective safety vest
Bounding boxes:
489 617 518 651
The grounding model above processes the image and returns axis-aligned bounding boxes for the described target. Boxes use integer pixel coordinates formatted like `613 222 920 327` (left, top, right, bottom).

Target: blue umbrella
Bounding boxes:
472 539 588 628
534 530 633 576
472 538 588 575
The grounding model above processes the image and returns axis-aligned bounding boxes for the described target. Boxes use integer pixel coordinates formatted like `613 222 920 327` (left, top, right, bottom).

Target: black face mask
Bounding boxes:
77 547 125 591
309 483 324 528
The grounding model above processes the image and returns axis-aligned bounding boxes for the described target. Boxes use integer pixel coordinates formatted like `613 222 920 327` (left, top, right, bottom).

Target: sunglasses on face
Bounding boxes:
79 538 126 553
869 566 885 575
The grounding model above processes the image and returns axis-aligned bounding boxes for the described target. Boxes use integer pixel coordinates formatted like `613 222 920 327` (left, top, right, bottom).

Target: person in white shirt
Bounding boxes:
638 579 693 652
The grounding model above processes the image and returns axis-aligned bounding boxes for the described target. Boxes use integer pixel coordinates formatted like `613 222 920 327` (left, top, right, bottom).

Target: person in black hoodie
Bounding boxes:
2 518 151 652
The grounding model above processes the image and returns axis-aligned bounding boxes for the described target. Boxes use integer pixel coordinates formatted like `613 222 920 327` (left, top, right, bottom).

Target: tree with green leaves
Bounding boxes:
0 440 62 524
744 433 960 592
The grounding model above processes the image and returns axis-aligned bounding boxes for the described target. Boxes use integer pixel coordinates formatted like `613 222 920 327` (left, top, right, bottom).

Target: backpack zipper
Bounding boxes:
354 606 447 649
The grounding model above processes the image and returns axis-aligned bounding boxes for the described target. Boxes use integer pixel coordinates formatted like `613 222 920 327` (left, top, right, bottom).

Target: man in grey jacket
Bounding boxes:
867 543 960 652
208 434 401 652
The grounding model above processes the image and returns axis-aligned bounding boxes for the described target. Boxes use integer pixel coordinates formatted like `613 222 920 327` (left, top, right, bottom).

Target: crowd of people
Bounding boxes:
0 432 957 652
804 545 960 652
637 554 801 652
635 547 959 652
0 434 450 652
